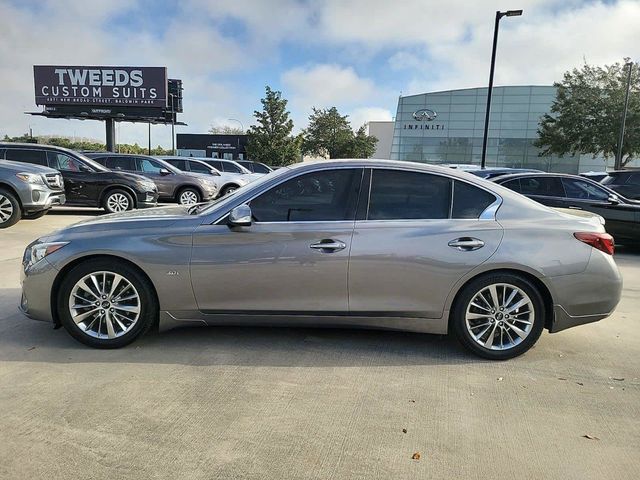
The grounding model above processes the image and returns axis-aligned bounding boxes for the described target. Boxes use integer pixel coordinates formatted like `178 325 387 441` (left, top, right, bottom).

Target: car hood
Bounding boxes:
0 160 59 175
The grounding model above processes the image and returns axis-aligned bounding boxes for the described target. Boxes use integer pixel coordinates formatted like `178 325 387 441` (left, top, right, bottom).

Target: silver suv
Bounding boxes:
0 160 65 228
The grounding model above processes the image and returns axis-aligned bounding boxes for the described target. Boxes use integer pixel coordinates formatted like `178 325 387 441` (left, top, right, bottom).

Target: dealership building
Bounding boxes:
375 85 606 173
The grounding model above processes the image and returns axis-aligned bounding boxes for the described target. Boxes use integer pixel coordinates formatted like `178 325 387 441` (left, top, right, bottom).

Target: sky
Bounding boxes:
0 0 639 147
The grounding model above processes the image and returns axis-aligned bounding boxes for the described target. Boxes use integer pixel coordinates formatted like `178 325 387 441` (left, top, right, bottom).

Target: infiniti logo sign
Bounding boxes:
412 108 437 121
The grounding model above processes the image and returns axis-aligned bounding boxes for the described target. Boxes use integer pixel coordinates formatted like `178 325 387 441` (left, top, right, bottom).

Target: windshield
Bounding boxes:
196 166 292 215
74 152 110 172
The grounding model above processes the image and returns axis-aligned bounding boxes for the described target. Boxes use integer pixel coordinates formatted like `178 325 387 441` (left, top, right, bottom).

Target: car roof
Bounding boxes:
490 172 585 182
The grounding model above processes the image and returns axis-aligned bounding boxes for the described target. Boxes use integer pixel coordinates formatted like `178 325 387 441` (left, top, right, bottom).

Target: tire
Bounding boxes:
103 189 134 214
451 272 545 360
0 188 21 229
177 187 201 205
57 259 157 348
22 210 48 220
221 184 239 196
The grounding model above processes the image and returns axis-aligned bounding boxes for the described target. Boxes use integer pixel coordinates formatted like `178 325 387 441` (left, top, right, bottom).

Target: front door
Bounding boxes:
47 152 98 204
349 169 504 318
190 168 363 312
136 157 175 198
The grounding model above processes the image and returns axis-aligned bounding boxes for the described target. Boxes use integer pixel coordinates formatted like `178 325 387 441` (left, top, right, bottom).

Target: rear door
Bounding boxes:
348 169 503 318
4 147 49 166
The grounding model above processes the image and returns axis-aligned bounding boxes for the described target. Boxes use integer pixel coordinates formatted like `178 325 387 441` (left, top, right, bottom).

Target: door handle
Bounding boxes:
448 237 485 251
310 239 347 252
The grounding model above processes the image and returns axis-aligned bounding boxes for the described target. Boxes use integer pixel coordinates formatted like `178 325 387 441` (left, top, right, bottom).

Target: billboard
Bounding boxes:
34 66 167 108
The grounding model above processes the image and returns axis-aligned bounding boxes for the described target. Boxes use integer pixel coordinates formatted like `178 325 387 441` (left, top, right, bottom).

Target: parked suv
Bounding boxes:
0 160 65 228
601 170 640 200
0 143 158 214
87 153 218 204
158 156 253 197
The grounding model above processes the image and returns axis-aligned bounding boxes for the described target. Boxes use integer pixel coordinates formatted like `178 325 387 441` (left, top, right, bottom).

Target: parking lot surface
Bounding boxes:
1 209 639 480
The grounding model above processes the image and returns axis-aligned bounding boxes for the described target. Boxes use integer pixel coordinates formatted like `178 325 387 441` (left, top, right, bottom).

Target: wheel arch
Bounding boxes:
446 268 555 332
0 182 24 210
50 254 159 328
99 185 138 208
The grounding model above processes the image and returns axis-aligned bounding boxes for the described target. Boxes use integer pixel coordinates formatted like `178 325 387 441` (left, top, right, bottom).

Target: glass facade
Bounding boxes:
390 86 603 174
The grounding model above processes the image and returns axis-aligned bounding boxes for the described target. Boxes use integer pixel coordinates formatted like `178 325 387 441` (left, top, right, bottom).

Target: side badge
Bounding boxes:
166 270 180 276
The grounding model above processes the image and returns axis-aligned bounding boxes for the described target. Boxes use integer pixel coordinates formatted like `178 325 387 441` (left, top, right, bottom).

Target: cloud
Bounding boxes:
349 107 394 130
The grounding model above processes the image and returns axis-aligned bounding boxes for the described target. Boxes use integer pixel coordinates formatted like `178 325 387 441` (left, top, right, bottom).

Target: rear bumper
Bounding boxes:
548 250 622 333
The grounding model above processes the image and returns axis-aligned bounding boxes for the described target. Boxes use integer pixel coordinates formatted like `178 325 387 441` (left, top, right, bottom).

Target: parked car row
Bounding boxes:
0 143 269 228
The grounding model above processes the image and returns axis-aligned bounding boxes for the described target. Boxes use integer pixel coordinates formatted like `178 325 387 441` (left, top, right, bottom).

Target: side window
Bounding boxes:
562 179 609 201
501 179 521 193
519 177 565 197
105 157 134 171
252 163 271 174
188 161 210 173
138 158 164 173
5 148 48 166
222 161 243 173
368 170 451 220
169 159 187 171
208 160 223 170
627 173 640 186
250 169 362 222
452 181 497 219
48 152 86 172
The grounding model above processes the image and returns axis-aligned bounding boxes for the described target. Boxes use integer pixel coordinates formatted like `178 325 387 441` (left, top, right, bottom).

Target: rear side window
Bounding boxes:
251 168 362 222
5 148 48 166
518 177 565 197
105 157 134 171
452 181 496 219
368 170 451 220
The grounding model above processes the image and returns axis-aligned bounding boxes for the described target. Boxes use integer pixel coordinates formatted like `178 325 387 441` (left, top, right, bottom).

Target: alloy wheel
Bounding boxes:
464 283 535 350
179 190 198 205
68 271 141 339
0 194 13 223
107 193 130 212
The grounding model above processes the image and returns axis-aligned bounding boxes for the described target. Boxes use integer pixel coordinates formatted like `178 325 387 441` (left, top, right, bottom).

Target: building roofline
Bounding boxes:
400 85 555 99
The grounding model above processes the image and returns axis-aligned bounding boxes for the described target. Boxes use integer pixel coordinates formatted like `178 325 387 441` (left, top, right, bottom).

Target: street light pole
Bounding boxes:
170 94 176 155
480 9 523 169
615 61 633 170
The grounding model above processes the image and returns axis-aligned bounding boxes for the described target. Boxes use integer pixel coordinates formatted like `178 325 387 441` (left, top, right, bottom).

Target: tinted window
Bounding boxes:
48 152 87 172
518 177 565 197
500 179 521 192
452 181 497 219
221 161 243 173
167 159 187 171
562 178 609 201
105 157 134 171
368 170 451 220
627 173 640 185
251 163 271 174
207 160 223 170
138 158 164 173
188 161 211 173
237 161 254 172
5 148 48 166
251 169 361 222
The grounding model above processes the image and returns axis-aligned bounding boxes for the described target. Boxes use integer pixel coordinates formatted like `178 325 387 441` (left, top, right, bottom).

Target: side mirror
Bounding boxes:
210 169 221 176
159 168 171 176
608 194 620 204
228 204 252 227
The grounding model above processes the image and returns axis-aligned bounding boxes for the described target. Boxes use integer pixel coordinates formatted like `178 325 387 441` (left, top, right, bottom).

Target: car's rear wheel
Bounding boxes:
103 189 134 213
177 187 200 205
451 272 545 360
57 259 157 348
0 188 21 228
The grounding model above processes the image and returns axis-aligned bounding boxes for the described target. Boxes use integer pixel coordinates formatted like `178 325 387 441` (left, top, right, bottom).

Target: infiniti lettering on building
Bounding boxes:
33 66 168 107
404 107 446 130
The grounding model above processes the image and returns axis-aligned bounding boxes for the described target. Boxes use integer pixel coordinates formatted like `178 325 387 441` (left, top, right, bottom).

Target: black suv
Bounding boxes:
0 143 158 213
86 153 218 205
492 172 640 244
601 170 640 200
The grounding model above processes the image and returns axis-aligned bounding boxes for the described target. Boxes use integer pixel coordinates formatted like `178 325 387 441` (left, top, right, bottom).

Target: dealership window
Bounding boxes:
368 170 451 220
5 148 48 166
251 169 362 222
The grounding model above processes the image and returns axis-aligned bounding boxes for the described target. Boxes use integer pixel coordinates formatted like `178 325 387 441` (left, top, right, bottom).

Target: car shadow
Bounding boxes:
1 289 479 367
48 207 103 216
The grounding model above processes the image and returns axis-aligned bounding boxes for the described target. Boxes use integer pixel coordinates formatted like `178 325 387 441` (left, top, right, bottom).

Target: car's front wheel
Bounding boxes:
221 184 238 196
451 272 545 360
0 188 21 228
57 259 157 348
177 187 201 205
103 189 134 214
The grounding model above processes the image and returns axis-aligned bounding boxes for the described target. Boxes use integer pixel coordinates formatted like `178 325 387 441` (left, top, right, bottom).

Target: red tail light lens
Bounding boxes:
574 232 615 255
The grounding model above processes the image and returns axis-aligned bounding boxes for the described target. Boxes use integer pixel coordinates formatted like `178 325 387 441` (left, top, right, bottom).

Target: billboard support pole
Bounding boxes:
148 122 152 155
106 119 116 152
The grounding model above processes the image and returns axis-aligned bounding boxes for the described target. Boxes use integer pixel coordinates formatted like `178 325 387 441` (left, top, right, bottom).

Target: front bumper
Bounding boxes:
548 249 623 333
23 191 66 213
20 256 59 324
136 191 159 209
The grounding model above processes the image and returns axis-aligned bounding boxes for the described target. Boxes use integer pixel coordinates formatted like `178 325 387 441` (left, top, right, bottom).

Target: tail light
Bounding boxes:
574 232 615 255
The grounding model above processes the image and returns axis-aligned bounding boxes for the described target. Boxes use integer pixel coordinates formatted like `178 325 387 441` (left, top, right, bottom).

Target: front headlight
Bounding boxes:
137 180 157 191
24 242 69 268
16 173 45 185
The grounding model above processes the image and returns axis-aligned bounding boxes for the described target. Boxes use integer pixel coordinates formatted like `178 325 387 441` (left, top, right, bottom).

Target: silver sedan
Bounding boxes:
20 160 622 359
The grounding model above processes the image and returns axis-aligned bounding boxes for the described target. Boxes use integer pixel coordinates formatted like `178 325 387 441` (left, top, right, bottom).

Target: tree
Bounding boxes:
246 86 301 166
535 59 640 167
302 107 378 159
1 134 172 155
208 125 244 135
